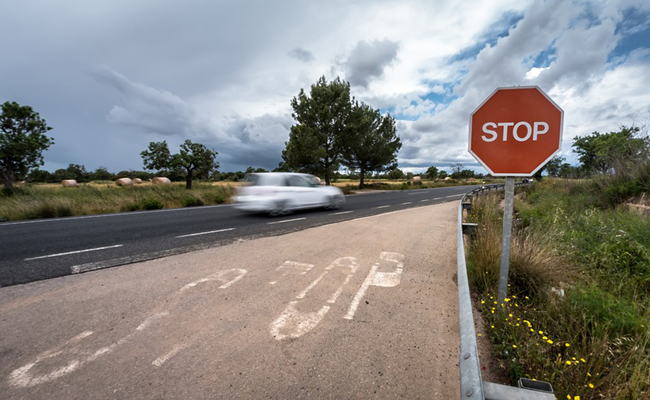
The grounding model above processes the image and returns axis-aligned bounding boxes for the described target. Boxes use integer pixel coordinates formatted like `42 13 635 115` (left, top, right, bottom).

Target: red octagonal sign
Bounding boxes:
469 86 563 176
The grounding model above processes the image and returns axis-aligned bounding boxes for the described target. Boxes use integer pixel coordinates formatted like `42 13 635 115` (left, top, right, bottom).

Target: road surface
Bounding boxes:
0 185 476 286
0 201 460 399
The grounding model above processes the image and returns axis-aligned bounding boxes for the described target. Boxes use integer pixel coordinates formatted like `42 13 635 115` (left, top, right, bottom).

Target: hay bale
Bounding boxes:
116 178 133 186
152 177 171 185
133 178 143 184
62 179 78 187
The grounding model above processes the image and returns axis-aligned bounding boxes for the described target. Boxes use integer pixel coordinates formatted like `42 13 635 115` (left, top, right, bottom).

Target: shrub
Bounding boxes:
140 199 163 210
181 196 204 207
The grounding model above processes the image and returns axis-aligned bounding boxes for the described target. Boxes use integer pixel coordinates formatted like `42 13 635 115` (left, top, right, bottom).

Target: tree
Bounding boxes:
386 168 405 180
0 101 54 187
141 141 172 174
282 76 352 185
62 164 90 182
141 140 218 189
544 156 565 177
572 126 650 175
91 167 114 181
339 102 401 187
425 166 439 180
450 163 463 178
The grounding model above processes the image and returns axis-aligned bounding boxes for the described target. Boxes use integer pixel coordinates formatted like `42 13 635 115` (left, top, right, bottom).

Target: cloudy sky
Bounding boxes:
1 0 649 174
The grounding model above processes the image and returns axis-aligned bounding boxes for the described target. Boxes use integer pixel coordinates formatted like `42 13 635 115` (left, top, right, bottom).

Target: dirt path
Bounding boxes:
0 202 460 399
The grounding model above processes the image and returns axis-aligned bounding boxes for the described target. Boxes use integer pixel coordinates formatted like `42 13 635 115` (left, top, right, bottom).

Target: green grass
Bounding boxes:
466 179 650 399
0 182 236 221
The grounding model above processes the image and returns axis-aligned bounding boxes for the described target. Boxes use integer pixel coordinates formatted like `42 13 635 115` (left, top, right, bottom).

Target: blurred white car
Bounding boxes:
232 172 345 216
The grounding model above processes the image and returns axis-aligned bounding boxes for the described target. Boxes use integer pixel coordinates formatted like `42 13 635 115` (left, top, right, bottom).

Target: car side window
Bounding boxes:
288 176 310 187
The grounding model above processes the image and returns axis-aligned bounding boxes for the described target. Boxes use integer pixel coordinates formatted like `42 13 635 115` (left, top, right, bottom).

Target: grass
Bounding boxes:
466 179 650 399
0 181 236 221
0 177 489 221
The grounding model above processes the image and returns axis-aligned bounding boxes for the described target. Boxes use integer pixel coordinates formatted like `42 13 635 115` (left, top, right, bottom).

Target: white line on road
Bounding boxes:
401 202 412 205
25 245 124 261
329 211 353 215
267 217 307 225
420 199 429 202
446 194 462 198
152 343 190 367
175 228 235 238
345 264 379 320
375 205 390 209
433 197 443 200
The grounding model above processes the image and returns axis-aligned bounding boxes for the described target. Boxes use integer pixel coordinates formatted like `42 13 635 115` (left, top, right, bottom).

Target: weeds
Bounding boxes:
467 179 650 399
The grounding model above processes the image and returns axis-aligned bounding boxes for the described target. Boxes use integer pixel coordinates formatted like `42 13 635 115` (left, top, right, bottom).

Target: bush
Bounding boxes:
214 194 226 204
181 196 204 207
140 199 163 210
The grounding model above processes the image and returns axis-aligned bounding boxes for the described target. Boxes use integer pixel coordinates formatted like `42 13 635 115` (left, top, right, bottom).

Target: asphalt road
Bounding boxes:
0 201 461 399
0 185 477 286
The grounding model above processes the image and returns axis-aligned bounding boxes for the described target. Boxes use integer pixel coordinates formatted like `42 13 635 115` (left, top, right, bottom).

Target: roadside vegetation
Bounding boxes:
0 182 235 221
466 156 650 399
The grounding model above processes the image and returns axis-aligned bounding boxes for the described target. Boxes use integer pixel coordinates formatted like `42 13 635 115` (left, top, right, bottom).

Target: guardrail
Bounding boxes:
457 183 555 400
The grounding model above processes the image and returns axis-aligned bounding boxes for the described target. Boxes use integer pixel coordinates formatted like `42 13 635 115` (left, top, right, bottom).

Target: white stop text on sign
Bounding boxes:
481 121 549 142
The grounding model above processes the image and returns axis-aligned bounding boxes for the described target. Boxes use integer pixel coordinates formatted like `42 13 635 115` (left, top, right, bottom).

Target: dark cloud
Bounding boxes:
345 39 400 88
289 48 315 62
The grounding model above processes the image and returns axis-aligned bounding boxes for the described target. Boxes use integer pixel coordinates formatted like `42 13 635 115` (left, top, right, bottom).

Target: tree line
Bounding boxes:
2 96 647 190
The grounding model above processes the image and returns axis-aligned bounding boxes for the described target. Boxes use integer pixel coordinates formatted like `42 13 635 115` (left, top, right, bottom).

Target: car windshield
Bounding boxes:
245 174 288 187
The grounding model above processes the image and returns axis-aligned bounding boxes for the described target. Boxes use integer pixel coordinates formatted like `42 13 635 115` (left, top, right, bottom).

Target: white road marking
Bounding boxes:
433 197 442 200
8 312 169 388
175 228 234 238
373 252 405 287
420 199 429 202
401 202 412 205
345 252 405 320
330 210 353 215
275 261 314 274
269 301 331 340
179 269 248 292
296 270 328 299
345 264 379 320
270 257 358 340
24 245 123 261
152 343 190 367
445 194 462 198
267 217 306 225
8 268 248 388
375 205 390 209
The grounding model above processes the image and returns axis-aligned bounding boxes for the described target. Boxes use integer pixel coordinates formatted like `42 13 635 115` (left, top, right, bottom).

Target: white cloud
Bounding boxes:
0 0 648 174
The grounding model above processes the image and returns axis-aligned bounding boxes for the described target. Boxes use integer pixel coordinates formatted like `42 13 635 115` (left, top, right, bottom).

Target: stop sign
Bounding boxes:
469 86 563 176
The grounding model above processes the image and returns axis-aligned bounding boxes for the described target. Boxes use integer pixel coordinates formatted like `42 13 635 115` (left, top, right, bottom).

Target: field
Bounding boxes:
466 179 650 399
0 181 237 221
0 177 493 221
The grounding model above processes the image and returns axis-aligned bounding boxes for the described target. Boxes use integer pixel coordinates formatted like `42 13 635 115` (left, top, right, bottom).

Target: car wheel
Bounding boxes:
270 200 290 217
326 195 344 210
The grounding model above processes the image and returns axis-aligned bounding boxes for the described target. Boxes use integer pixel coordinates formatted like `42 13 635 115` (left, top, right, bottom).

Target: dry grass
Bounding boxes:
0 182 236 221
466 181 650 399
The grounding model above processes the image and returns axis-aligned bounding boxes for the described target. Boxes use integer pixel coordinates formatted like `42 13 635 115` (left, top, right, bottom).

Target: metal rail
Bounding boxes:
456 183 555 400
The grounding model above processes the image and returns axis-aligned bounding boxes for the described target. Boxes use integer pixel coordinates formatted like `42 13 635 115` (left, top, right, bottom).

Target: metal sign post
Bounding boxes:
497 177 515 305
